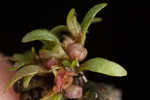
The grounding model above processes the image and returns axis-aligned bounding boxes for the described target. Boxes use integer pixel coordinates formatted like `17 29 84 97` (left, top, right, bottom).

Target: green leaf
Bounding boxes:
76 57 127 77
12 50 34 65
62 59 78 68
62 60 71 67
50 25 69 36
5 65 48 91
66 8 82 39
31 47 37 59
49 45 69 59
48 66 61 72
71 59 78 68
92 17 103 23
22 29 59 43
22 29 68 59
39 45 69 59
22 66 60 89
42 40 58 50
8 62 24 71
23 75 34 88
40 93 63 100
9 47 37 70
49 93 63 100
81 3 108 45
22 29 60 50
41 42 69 59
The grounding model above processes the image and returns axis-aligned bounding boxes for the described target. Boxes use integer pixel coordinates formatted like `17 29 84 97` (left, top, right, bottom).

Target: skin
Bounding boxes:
0 54 19 100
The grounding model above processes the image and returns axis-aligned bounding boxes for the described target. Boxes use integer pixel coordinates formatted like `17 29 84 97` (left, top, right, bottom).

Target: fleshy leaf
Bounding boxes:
23 75 34 88
62 60 71 67
76 57 127 77
81 3 108 45
50 25 69 36
22 29 68 59
22 29 60 50
49 93 63 100
40 92 63 100
62 59 78 68
66 8 82 39
71 59 78 68
12 49 34 65
22 29 59 43
8 62 24 71
39 45 69 59
5 65 48 91
9 47 37 70
31 46 37 60
48 66 61 73
23 66 60 89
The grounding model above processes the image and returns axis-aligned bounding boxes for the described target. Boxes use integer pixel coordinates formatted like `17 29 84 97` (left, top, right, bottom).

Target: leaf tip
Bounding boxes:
114 65 128 77
21 36 28 43
121 68 128 76
71 8 75 11
99 3 108 8
103 3 108 6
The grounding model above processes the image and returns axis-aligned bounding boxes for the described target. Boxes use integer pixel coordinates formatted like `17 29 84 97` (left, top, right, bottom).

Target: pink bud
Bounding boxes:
66 43 87 61
43 58 58 69
62 36 75 48
65 85 82 99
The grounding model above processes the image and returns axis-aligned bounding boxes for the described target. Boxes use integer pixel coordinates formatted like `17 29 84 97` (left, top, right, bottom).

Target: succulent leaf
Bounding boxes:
71 59 78 68
5 65 48 91
76 57 127 77
50 25 69 36
62 60 71 67
23 75 34 88
22 29 60 50
81 3 108 45
66 8 82 39
8 62 24 71
22 29 59 43
39 45 69 59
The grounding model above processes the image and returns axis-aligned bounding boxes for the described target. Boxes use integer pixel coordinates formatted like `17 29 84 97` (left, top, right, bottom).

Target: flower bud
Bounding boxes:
65 85 82 99
43 58 58 69
62 36 75 48
66 43 87 61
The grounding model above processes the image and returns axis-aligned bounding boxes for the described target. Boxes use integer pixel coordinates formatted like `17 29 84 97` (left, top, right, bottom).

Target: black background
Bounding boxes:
0 0 146 100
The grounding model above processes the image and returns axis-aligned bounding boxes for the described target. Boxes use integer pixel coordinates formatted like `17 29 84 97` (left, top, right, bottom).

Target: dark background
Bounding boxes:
0 0 145 100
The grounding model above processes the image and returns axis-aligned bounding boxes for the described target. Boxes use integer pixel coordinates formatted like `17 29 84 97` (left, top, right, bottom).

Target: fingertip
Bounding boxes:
0 54 20 100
